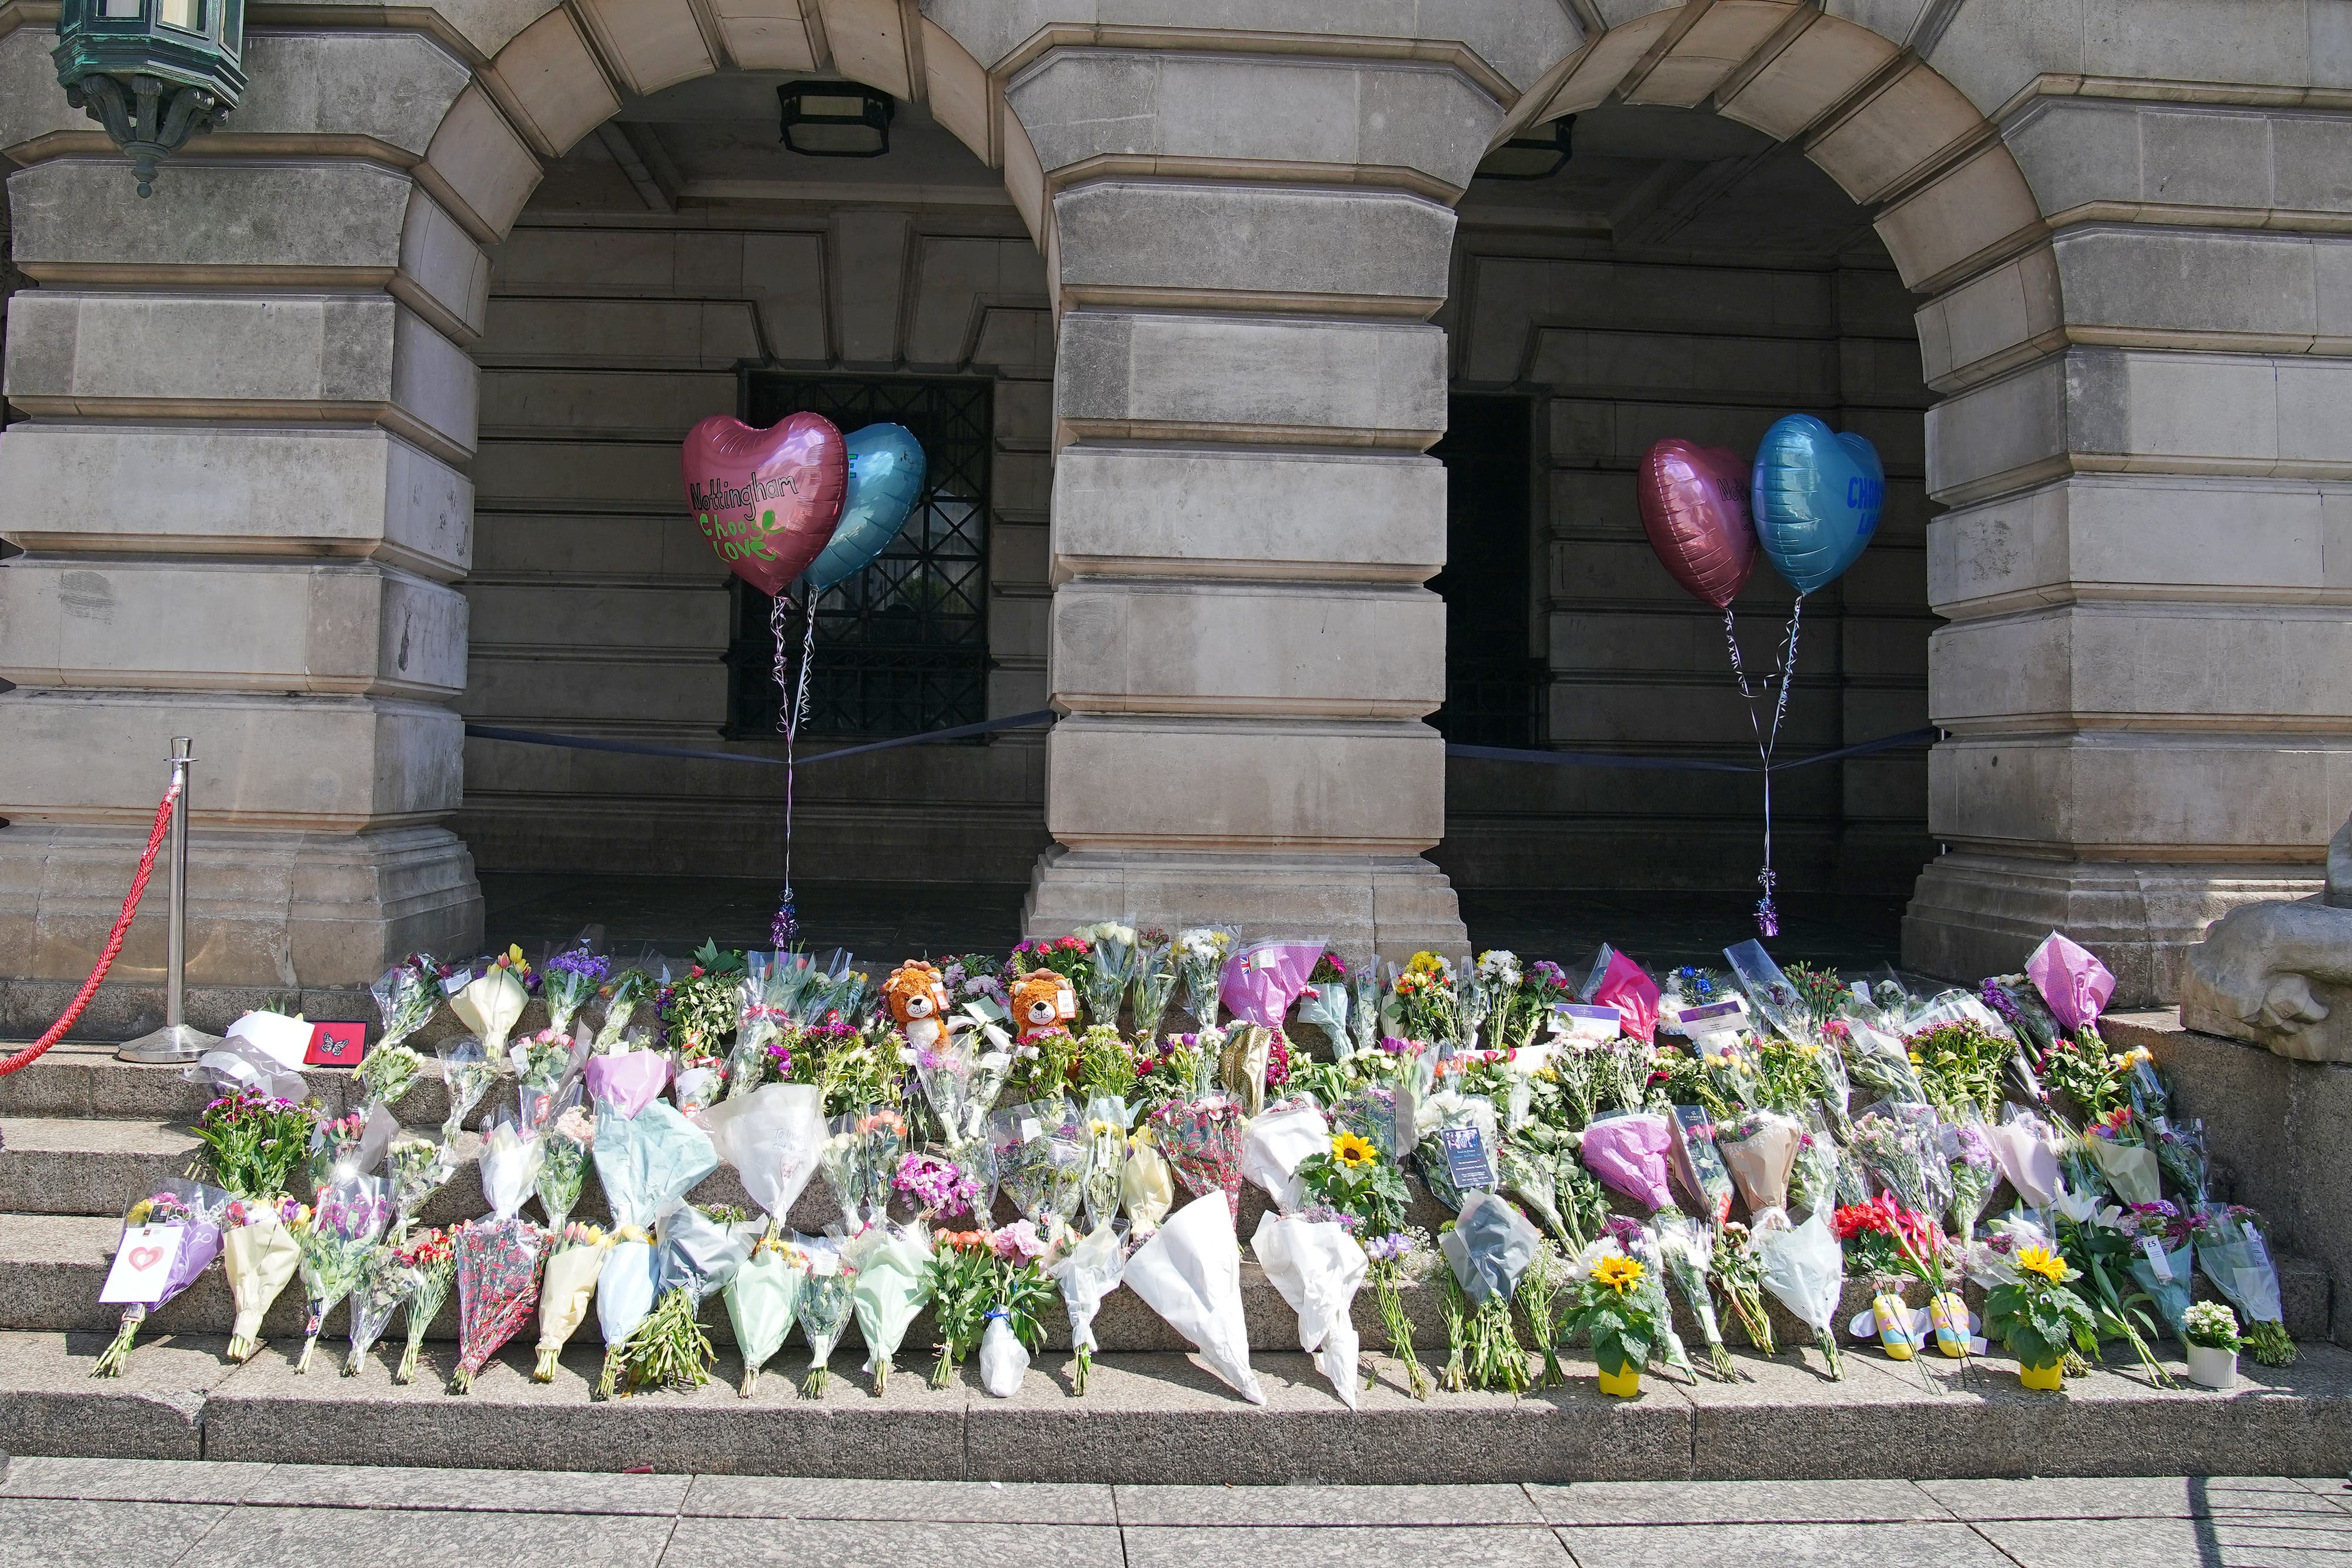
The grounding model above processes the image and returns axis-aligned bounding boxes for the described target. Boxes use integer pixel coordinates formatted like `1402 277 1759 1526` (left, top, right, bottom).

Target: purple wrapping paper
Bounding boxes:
1219 941 1325 1029
584 1051 670 1120
2025 932 2114 1032
1580 1113 1675 1213
130 1216 225 1309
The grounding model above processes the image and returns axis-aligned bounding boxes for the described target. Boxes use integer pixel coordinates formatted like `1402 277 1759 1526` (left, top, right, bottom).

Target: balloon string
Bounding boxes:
1725 598 1804 938
769 590 816 948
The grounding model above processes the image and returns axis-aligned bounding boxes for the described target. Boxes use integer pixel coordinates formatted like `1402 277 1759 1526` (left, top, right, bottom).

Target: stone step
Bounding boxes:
6 1328 2350 1483
0 1042 486 1126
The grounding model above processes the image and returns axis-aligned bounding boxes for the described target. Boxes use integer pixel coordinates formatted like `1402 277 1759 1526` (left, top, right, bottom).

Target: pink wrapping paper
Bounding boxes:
1220 941 1326 1029
2026 932 2114 1032
1591 952 1661 1045
1150 1098 1247 1219
584 1051 670 1120
1580 1113 1675 1213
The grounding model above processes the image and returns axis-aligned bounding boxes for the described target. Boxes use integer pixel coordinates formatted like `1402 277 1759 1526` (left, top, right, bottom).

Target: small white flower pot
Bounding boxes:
2186 1343 2239 1390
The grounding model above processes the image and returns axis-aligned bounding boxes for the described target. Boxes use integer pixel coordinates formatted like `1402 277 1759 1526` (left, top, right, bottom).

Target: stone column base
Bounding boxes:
1021 847 1468 968
1902 851 2324 1007
0 824 482 1038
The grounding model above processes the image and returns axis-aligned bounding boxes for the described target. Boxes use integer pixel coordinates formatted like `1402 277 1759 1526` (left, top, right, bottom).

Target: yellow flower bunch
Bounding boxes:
1592 1254 1646 1295
2016 1245 2069 1284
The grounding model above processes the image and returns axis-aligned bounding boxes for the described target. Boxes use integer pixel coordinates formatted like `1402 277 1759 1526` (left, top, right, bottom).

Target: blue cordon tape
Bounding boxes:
465 714 1936 774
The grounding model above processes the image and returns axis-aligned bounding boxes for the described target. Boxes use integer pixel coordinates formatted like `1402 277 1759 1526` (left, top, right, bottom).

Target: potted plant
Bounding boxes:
1559 1249 1662 1398
1984 1243 2100 1390
2182 1300 2241 1390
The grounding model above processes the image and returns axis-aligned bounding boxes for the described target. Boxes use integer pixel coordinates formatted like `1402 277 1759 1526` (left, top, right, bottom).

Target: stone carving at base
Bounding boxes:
2179 816 2352 1062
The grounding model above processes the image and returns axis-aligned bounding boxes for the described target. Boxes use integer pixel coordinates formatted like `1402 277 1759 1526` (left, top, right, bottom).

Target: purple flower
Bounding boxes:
1602 1215 1648 1250
546 946 611 984
893 1152 980 1218
1364 1232 1413 1263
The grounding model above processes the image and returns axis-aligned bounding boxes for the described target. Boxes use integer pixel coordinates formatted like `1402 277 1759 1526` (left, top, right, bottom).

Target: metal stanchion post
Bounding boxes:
117 737 222 1063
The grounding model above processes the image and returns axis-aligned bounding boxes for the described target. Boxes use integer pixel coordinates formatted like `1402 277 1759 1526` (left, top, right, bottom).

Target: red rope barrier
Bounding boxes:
0 778 182 1076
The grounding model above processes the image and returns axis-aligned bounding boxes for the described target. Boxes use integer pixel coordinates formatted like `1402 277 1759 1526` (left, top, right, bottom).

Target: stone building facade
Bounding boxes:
1 0 2348 1018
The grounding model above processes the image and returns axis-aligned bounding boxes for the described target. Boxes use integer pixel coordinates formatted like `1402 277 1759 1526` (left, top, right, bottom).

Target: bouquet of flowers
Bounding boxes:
1943 1116 1999 1241
390 1225 456 1383
1251 1211 1368 1407
2195 1203 2294 1365
92 1181 227 1376
1174 926 1237 1034
1415 1090 1500 1212
590 1097 719 1399
1220 938 1327 1034
1147 1094 1248 1219
1051 1219 1128 1394
383 1130 458 1237
612 1204 750 1395
1127 928 1178 1041
2083 1107 2161 1206
448 1114 547 1392
532 1221 611 1382
512 1029 583 1132
539 941 608 1039
1579 1111 1675 1213
192 1088 316 1205
726 1232 807 1396
828 1106 908 1231
2154 1118 2210 1205
1714 1108 1804 1230
433 1036 500 1138
846 1221 934 1393
1079 1096 1130 1233
894 1151 983 1226
360 957 439 1114
343 1241 405 1375
449 952 530 1057
1756 1210 1846 1378
1296 952 1351 1055
591 968 655 1052
795 1239 857 1396
1849 1109 1952 1219
2120 1200 2196 1338
1121 1126 1176 1237
912 1026 1011 1148
1239 1099 1329 1215
707 1079 827 1225
306 1111 370 1193
929 1227 1028 1390
292 1174 392 1372
1346 964 1382 1060
1655 1212 1736 1380
1071 921 1138 1029
532 1092 593 1232
1437 1192 1540 1393
659 942 748 1057
1838 1021 1929 1105
1125 1192 1264 1403
1710 1220 1776 1353
1387 950 1459 1045
1987 1104 2064 1210
219 1192 306 1363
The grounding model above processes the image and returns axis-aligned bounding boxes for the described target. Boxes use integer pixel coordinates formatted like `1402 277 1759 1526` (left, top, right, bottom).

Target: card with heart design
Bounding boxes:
101 1223 186 1304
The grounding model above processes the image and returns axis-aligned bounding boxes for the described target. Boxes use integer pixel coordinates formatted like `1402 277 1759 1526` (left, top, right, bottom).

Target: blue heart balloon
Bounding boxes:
803 423 926 592
1749 414 1883 596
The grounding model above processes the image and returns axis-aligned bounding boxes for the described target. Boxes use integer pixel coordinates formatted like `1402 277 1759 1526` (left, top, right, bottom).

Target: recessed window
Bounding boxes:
727 376 991 740
158 0 203 29
100 0 142 19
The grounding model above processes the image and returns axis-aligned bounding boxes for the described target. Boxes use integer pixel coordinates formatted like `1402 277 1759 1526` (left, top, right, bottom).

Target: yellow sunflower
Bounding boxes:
1331 1131 1378 1169
1591 1254 1646 1295
2016 1245 2069 1284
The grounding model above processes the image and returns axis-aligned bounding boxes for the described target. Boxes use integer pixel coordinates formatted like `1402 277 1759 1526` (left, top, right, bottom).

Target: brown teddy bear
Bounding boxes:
1008 966 1077 1045
883 960 954 1055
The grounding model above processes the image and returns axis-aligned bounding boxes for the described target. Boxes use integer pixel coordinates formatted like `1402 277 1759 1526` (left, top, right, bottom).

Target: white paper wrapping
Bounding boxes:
1124 1194 1265 1403
1240 1103 1330 1213
1251 1212 1367 1409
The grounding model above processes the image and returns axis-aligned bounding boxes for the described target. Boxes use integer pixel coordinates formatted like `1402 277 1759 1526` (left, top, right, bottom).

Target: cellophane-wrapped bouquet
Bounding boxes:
383 1129 458 1238
92 1181 228 1376
1655 1212 1737 1379
1756 1210 1845 1378
614 1205 750 1396
359 956 439 1116
1147 1094 1247 1221
1174 927 1235 1034
433 1036 500 1139
2196 1203 2295 1366
344 1239 406 1375
293 1174 392 1372
590 1096 718 1399
539 941 609 1040
1127 928 1178 1039
1074 921 1138 1030
306 1111 369 1192
994 1099 1090 1229
795 1239 857 1396
533 1222 611 1382
729 1233 808 1395
449 1115 547 1392
534 1092 594 1232
1437 1192 1542 1393
513 1028 582 1133
390 1225 456 1383
913 1025 1011 1149
846 1221 934 1393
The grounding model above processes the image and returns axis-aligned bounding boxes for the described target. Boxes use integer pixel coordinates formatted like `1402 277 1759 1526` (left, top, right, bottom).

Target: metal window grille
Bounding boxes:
726 376 992 738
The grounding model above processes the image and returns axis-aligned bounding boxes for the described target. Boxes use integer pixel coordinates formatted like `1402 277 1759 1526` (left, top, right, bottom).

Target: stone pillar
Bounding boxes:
0 30 485 1028
1900 75 2352 1003
971 26 1579 963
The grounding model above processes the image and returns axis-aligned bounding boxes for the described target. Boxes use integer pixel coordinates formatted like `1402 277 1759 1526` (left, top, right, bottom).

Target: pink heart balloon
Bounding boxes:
681 412 848 596
1638 439 1758 610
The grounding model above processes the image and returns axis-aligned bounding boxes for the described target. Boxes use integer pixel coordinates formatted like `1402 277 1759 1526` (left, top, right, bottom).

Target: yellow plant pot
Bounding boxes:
1596 1363 1642 1398
2019 1360 2064 1391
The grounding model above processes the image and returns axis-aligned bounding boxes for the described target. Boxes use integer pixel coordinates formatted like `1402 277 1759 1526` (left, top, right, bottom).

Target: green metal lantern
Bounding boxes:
52 0 246 196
